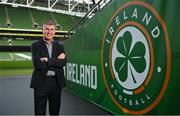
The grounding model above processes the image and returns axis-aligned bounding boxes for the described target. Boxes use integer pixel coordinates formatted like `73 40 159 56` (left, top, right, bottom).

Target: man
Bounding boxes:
30 20 67 115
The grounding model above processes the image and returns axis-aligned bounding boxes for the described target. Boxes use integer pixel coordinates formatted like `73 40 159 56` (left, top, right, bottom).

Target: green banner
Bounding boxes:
64 0 180 114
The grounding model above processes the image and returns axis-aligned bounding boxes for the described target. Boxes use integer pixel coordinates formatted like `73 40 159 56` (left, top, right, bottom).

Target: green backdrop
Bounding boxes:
64 0 180 114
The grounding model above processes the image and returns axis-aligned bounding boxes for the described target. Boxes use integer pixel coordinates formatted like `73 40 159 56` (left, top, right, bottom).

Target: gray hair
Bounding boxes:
43 20 56 27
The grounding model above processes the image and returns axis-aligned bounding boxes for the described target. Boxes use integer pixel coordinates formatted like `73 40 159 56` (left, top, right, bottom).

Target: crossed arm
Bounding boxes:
32 43 67 70
40 53 65 62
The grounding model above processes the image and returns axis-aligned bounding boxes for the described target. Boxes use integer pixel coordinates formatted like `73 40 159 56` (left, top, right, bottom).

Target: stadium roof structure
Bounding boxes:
0 0 110 17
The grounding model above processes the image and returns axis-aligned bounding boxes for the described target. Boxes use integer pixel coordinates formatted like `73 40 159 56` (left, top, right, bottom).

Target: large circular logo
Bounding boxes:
101 1 171 114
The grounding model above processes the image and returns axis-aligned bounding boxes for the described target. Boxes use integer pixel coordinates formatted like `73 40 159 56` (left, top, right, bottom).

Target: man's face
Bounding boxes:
43 24 56 41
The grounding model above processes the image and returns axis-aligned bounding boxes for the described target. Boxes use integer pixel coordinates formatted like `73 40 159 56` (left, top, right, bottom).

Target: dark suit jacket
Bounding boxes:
30 38 67 89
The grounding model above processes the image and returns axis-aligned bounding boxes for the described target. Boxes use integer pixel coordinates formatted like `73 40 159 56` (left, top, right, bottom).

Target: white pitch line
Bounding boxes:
15 53 31 60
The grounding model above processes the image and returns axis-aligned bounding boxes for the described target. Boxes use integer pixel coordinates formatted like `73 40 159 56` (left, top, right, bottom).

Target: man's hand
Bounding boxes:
40 57 48 62
58 53 65 59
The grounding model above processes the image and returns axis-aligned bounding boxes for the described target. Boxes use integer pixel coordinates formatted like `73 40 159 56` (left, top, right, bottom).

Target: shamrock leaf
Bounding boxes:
129 42 146 73
114 57 127 82
114 31 146 83
116 31 132 56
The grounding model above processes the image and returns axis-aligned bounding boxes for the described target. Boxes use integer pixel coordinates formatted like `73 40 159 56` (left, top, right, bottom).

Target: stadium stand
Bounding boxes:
8 6 33 29
0 5 6 28
53 12 79 30
4 5 12 28
0 0 105 67
28 9 39 28
0 3 80 65
49 12 61 29
31 8 53 29
0 4 80 30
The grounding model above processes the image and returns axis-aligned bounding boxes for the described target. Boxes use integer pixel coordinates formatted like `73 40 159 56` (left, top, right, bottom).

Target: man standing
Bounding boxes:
30 20 67 115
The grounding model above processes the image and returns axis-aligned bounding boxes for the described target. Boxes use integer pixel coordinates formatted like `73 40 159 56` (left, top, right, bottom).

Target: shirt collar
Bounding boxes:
43 38 54 45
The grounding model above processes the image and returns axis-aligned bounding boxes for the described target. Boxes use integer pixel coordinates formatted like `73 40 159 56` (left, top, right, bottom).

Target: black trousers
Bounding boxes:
34 77 61 115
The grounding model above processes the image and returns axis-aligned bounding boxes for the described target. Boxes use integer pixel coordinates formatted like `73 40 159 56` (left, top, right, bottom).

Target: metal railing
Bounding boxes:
64 0 112 40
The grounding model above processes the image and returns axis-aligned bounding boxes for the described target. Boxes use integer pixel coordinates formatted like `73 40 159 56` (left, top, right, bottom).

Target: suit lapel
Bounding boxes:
40 39 49 58
52 42 56 58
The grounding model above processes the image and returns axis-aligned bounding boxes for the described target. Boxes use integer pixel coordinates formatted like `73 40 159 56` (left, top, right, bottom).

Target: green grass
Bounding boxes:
0 52 31 61
0 53 11 59
0 61 33 77
0 53 33 77
0 40 33 46
0 68 33 77
0 60 33 69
